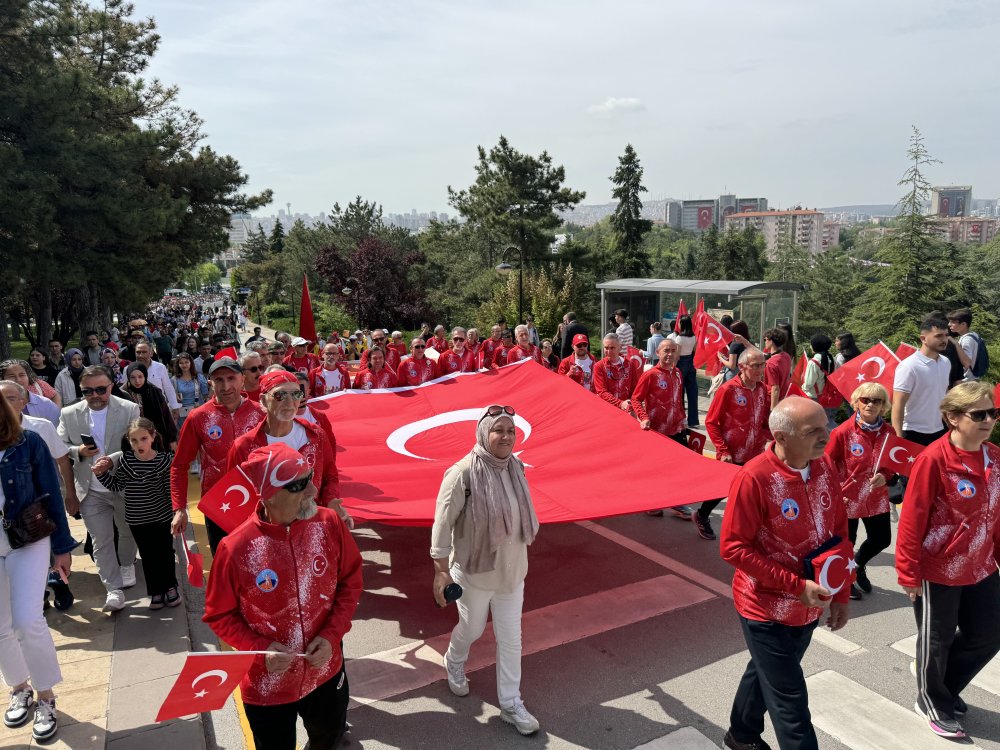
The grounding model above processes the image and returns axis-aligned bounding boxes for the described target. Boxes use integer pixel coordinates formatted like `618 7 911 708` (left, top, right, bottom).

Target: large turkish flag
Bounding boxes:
309 360 738 524
827 342 899 401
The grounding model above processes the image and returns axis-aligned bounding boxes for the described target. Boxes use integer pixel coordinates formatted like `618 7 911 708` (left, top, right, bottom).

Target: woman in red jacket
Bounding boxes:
825 383 894 600
353 347 397 390
896 381 1000 741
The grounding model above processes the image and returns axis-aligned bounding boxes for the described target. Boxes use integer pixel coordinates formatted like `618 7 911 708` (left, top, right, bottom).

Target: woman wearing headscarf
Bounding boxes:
896 381 1000 741
430 405 541 736
123 363 178 450
100 349 125 387
53 349 85 406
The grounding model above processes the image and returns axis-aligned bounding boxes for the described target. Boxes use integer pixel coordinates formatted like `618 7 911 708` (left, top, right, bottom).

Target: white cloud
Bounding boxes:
587 97 646 116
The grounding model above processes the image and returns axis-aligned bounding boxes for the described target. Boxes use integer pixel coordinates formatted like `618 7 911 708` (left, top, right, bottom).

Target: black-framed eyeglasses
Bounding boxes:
480 405 515 421
271 389 304 402
413 344 426 350
453 337 466 342
81 386 110 396
282 471 313 494
575 342 588 348
858 397 884 406
964 408 1000 422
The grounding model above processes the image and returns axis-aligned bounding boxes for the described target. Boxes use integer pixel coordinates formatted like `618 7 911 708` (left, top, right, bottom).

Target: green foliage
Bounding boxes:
608 144 652 278
479 266 581 340
269 219 286 254
695 225 767 280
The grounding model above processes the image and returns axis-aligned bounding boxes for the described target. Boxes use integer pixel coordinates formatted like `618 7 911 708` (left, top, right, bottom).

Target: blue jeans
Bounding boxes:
678 355 700 426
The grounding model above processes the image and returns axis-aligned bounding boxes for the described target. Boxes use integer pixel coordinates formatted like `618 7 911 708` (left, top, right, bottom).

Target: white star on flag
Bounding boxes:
296 458 306 466
846 558 857 572
907 456 915 463
220 503 230 512
194 690 208 699
855 373 866 382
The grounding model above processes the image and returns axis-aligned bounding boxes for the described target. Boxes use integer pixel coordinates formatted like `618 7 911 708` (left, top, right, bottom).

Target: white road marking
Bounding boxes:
631 726 720 749
812 627 866 656
892 634 1000 696
347 573 715 707
807 669 983 749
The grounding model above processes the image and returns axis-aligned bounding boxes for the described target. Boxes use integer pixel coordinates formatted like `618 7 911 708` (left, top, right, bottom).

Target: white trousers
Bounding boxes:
0 537 62 692
446 575 525 708
80 488 136 592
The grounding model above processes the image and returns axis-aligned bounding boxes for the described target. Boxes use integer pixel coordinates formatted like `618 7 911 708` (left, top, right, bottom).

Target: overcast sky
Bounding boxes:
139 0 1000 215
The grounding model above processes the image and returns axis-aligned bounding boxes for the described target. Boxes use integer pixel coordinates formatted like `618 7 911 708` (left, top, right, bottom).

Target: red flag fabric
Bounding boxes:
687 430 706 454
875 433 926 477
183 543 204 588
895 342 918 361
156 652 257 722
786 382 810 398
299 275 318 353
790 353 808 387
695 298 705 320
693 315 733 374
674 299 688 333
807 538 857 601
308 360 739 523
827 342 899 401
197 466 259 533
213 347 238 361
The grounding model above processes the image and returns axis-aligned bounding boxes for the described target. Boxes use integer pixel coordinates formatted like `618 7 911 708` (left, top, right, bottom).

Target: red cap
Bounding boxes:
572 334 589 346
241 444 310 501
258 370 298 394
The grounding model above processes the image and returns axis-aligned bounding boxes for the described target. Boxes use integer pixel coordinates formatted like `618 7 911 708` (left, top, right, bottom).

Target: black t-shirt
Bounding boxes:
30 364 59 385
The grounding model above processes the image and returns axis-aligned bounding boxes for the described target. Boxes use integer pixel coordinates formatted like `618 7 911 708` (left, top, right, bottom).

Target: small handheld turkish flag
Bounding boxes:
156 652 257 722
875 433 925 477
674 299 688 333
804 537 857 601
687 430 706 454
895 342 918 361
786 382 810 398
182 542 204 588
198 466 259 534
827 341 899 401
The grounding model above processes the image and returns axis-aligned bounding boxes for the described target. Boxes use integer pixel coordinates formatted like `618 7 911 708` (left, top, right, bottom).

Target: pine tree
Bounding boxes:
269 220 286 254
608 144 652 278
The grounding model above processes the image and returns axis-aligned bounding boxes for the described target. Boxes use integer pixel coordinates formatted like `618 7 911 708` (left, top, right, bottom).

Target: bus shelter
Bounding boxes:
597 279 805 351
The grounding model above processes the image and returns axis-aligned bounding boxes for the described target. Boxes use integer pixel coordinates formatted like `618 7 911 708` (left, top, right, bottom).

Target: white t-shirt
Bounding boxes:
321 368 344 392
893 351 950 433
265 421 308 451
667 333 697 357
574 356 595 391
959 332 979 381
88 407 109 491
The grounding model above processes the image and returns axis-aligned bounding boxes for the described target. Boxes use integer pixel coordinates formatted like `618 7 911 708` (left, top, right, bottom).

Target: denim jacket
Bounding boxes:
0 430 77 555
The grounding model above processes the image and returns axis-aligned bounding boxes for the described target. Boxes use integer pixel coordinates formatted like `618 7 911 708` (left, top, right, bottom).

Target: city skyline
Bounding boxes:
139 0 1000 215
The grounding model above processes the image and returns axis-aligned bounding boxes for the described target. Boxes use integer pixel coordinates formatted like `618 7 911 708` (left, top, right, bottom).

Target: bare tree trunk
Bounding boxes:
74 285 100 346
0 305 11 360
32 286 53 347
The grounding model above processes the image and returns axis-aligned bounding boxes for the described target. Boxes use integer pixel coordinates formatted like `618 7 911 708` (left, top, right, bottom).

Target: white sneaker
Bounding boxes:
442 654 469 696
4 687 34 728
103 590 125 612
501 699 539 735
120 565 136 588
31 697 57 742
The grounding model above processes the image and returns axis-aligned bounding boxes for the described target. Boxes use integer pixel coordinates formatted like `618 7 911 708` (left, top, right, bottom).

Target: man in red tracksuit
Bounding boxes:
360 331 401 372
593 333 638 411
170 358 265 552
283 337 320 374
479 326 503 369
491 329 517 368
310 343 352 396
438 327 479 374
697 348 771 540
397 338 439 385
558 334 598 390
720 397 850 750
204 443 363 750
505 325 543 365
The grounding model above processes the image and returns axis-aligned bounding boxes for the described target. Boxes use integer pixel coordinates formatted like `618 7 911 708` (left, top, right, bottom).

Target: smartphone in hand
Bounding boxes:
81 434 97 449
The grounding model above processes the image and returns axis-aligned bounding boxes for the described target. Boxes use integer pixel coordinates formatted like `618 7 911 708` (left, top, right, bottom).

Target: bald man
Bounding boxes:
719 397 849 750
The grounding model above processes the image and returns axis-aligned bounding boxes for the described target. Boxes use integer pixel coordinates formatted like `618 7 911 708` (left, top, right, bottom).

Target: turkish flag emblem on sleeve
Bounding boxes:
875 433 925 477
198 466 259 533
827 342 899 401
687 430 706 454
156 652 257 722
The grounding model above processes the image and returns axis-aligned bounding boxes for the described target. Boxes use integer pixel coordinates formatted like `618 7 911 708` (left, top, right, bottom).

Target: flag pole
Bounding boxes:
873 434 891 478
879 339 903 363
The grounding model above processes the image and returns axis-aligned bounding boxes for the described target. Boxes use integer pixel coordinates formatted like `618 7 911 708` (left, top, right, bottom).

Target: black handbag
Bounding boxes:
2 495 57 550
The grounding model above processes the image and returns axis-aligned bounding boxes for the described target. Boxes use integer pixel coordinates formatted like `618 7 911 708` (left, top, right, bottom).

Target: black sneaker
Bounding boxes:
48 571 74 611
914 700 967 740
691 510 716 540
855 565 872 593
724 730 773 750
849 583 862 600
954 695 968 717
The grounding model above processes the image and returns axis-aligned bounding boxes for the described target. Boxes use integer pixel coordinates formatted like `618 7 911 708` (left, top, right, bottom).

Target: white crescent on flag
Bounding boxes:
818 555 853 596
225 485 251 508
191 670 228 690
386 408 533 461
861 356 886 380
888 446 910 464
706 322 723 344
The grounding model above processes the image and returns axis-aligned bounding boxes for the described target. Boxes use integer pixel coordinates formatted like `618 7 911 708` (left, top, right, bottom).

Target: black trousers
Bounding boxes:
128 521 177 596
699 458 744 518
912 572 1000 722
729 616 819 750
243 666 349 750
898 429 947 504
847 512 892 569
206 517 227 555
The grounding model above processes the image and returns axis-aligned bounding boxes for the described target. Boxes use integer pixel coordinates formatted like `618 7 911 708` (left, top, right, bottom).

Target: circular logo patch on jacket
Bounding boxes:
781 498 800 520
850 443 864 457
735 393 747 407
957 479 976 498
255 569 279 592
207 425 223 440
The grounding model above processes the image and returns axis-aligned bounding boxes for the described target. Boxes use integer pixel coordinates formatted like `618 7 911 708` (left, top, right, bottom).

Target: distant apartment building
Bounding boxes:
228 213 252 246
822 222 841 249
925 216 999 245
930 185 973 217
723 209 825 256
665 194 768 233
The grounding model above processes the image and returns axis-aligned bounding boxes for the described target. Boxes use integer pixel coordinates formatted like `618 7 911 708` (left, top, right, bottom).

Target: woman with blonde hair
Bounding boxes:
825 382 895 600
896 381 1000 741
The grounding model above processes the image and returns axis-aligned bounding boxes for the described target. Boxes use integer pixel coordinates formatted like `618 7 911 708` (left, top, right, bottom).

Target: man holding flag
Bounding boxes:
204 443 363 750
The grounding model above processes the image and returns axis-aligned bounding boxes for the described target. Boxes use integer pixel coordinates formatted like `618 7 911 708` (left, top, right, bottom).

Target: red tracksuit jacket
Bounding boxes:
479 338 502 369
353 367 397 390
706 377 770 464
309 364 352 396
396 356 438 386
593 357 638 408
558 353 597 389
632 364 686 437
825 416 894 519
170 399 265 511
360 347 400 372
505 344 543 365
438 348 478 374
204 506 363 705
896 436 1000 588
721 447 849 626
283 353 321 374
227 418 341 506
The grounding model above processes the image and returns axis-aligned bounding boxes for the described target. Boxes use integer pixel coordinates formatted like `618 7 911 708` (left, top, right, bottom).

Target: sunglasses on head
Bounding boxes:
81 386 109 396
857 397 884 406
481 404 515 421
282 471 313 494
964 408 1000 422
271 389 304 402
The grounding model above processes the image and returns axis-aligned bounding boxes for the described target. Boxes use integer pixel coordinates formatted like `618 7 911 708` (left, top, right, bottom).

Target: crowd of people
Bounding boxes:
0 296 997 748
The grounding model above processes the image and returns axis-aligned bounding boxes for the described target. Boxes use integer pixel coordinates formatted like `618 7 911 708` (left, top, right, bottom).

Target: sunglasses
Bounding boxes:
413 344 426 350
282 471 313 494
964 408 1000 422
372 338 386 344
481 404 515 421
858 397 884 406
244 366 261 373
453 337 466 342
81 386 110 396
575 342 588 348
271 389 304 402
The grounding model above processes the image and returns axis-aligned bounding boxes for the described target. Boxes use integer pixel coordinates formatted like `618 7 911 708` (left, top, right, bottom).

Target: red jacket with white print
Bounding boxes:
705 376 770 465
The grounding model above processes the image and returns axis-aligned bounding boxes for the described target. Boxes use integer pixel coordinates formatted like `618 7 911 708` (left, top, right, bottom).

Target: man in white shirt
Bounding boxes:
134 341 180 417
892 314 951 446
947 308 981 381
614 309 634 349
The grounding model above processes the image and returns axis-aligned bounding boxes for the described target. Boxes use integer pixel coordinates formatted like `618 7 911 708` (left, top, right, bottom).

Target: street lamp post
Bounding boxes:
343 276 361 328
495 245 523 325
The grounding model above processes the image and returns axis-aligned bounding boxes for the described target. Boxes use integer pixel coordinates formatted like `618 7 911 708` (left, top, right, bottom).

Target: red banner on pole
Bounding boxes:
309 361 738 524
299 275 318 352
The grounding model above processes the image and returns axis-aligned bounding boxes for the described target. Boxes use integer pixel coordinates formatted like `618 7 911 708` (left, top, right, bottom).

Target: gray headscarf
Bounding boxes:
463 408 539 575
